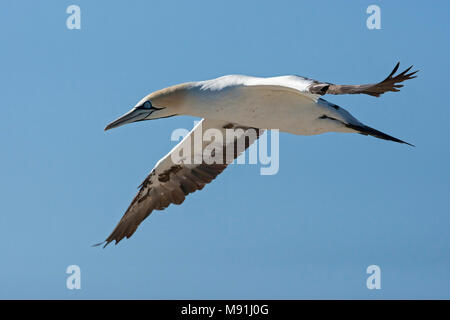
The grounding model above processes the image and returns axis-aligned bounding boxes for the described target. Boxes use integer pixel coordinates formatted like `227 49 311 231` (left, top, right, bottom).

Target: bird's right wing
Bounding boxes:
308 63 418 97
98 119 263 247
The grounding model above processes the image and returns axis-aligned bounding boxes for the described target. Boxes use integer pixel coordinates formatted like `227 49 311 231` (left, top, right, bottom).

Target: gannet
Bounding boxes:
97 63 417 247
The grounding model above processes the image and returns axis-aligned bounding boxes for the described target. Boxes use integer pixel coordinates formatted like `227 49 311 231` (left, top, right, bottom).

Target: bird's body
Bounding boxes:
137 75 357 135
185 75 321 135
98 63 418 247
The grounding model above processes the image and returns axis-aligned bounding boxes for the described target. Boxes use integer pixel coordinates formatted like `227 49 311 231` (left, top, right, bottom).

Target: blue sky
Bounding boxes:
1 0 449 299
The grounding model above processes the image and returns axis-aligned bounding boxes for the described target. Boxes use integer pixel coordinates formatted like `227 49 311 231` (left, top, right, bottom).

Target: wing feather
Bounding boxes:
308 62 418 97
97 119 263 247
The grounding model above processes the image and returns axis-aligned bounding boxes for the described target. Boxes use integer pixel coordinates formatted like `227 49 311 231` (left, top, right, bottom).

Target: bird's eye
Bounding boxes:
143 101 152 109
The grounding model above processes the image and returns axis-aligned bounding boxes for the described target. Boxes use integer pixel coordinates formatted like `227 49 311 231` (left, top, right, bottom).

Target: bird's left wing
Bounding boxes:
308 62 418 97
97 119 263 247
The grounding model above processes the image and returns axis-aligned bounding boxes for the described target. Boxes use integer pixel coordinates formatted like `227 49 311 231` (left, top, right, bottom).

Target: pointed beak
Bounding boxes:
104 108 150 131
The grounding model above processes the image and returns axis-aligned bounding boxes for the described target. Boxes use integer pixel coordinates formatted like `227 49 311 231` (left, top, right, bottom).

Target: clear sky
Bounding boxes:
1 0 449 299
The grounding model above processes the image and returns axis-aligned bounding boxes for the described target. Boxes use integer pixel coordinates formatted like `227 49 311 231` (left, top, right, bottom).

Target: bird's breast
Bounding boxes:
180 86 336 135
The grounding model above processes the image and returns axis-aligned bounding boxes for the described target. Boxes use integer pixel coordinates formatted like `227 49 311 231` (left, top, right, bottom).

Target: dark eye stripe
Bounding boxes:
136 101 152 110
136 101 164 111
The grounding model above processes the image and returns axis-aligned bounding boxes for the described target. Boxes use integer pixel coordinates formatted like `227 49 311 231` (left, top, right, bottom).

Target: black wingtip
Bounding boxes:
392 62 400 75
92 241 109 248
401 141 415 147
383 62 399 82
346 123 414 147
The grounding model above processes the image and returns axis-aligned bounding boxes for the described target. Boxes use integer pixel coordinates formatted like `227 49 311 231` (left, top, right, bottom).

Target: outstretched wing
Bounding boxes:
308 62 418 97
97 119 263 247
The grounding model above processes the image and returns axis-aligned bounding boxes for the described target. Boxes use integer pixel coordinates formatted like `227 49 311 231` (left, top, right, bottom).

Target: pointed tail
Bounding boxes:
345 123 414 147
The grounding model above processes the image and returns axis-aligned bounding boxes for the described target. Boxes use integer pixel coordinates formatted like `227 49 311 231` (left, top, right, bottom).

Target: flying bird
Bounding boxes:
97 62 417 247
